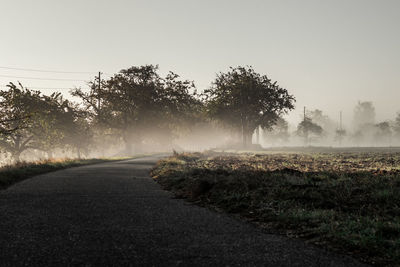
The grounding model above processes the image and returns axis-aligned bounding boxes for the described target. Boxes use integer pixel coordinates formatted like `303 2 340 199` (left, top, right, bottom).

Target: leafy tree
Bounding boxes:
0 83 75 161
393 112 400 142
353 101 375 129
72 65 199 154
308 109 335 134
148 71 202 146
0 83 42 161
374 121 392 146
205 66 295 147
262 117 290 145
297 117 323 145
33 92 77 157
62 107 93 158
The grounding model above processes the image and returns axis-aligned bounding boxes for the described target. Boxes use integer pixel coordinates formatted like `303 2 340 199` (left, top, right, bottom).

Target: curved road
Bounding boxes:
0 156 366 266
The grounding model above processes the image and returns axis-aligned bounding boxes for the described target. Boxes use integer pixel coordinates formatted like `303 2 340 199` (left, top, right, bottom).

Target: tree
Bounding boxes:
308 109 335 134
72 65 199 154
205 66 295 148
374 121 392 146
0 83 75 161
353 101 375 129
262 117 290 145
32 92 77 158
393 113 400 145
62 107 93 158
0 83 42 161
297 117 323 145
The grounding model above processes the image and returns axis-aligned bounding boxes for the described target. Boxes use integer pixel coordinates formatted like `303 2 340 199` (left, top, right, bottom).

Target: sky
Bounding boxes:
0 0 399 127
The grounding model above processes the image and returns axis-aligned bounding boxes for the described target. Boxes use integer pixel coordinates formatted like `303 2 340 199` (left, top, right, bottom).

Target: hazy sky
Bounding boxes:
1 0 399 127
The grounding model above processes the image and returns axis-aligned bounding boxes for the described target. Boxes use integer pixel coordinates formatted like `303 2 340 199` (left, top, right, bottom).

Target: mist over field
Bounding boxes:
1 1 400 266
1 71 399 166
0 0 399 163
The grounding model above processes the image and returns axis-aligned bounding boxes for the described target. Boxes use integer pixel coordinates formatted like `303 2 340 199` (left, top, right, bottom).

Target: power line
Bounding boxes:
0 85 75 90
0 66 97 75
0 74 87 82
0 66 115 76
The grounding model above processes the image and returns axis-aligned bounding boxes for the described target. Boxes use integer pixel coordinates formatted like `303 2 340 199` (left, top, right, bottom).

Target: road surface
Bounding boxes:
0 156 366 266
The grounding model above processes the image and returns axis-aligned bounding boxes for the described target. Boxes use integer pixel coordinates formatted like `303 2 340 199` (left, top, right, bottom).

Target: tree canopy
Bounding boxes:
297 117 323 145
353 101 375 129
0 83 78 161
205 66 295 147
72 65 200 154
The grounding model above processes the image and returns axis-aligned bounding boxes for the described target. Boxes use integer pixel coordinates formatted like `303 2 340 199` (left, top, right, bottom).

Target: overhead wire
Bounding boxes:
0 66 98 75
0 66 115 76
0 85 78 90
0 74 88 82
0 65 115 91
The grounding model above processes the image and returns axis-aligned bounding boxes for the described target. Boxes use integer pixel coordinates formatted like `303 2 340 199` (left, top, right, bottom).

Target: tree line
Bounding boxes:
0 65 295 162
264 102 400 146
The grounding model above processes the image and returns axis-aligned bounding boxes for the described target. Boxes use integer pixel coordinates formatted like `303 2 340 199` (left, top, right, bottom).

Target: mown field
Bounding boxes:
151 150 400 266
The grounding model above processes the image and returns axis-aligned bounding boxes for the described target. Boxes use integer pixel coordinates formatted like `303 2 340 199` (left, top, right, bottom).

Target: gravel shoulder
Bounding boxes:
0 155 367 266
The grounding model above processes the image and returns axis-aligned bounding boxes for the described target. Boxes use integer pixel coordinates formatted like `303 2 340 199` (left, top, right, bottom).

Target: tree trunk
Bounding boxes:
242 128 253 149
247 131 253 147
13 151 21 163
242 130 246 148
256 126 260 144
304 130 309 146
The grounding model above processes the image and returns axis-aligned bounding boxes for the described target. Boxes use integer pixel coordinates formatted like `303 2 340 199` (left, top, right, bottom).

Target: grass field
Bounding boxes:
0 158 129 190
151 150 400 266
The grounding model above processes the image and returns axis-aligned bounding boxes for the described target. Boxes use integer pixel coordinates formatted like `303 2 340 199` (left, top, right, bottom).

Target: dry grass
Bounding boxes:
0 157 129 190
152 151 400 266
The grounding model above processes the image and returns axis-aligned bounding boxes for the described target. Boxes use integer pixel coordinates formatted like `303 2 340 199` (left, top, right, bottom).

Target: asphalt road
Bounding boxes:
0 156 367 266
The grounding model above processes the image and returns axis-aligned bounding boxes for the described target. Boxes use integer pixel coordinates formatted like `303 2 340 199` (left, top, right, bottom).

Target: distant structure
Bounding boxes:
335 111 346 146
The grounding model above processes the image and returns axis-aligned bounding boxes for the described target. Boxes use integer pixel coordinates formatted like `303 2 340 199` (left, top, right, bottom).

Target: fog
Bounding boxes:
263 102 400 148
0 1 400 164
0 99 399 167
1 1 400 124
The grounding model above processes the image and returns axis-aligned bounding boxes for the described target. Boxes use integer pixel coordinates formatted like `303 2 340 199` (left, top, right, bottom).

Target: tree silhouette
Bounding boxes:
0 83 76 161
263 117 290 145
297 117 323 145
394 112 400 142
353 101 375 128
72 65 199 154
62 106 93 158
205 66 295 148
374 121 392 146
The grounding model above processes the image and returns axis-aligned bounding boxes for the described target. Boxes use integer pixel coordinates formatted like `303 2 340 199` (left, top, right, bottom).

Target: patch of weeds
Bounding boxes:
152 152 400 266
0 158 126 190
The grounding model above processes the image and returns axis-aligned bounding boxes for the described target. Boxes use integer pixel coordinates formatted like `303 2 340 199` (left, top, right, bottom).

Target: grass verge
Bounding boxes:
0 157 131 190
151 152 400 266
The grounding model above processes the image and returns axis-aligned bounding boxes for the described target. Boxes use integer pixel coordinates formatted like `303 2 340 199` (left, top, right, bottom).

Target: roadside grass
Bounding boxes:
151 152 400 266
0 157 132 190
